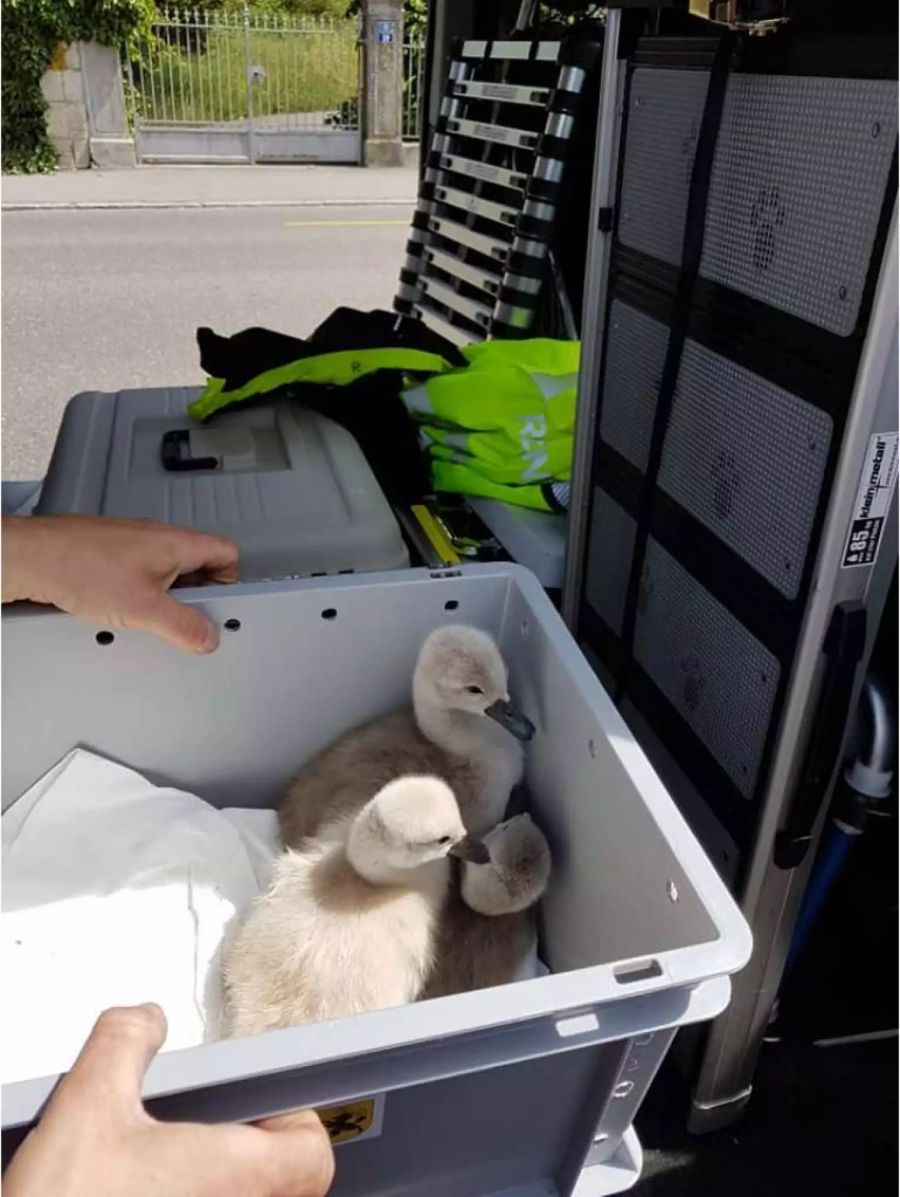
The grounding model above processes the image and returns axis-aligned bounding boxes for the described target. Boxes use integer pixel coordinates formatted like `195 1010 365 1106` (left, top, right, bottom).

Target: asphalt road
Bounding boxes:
1 205 412 479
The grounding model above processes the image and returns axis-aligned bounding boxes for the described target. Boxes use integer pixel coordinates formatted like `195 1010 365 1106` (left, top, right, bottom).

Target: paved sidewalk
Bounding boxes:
1 164 419 210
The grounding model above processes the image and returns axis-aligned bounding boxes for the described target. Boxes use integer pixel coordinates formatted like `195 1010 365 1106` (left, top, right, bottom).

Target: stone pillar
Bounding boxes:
82 41 135 169
40 41 135 170
40 42 90 170
362 0 404 167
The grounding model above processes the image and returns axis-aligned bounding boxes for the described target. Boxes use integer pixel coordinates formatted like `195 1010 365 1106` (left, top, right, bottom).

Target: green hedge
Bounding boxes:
1 0 155 173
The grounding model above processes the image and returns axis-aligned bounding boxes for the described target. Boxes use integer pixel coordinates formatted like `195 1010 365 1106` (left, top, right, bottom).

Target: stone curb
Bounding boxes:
2 196 416 211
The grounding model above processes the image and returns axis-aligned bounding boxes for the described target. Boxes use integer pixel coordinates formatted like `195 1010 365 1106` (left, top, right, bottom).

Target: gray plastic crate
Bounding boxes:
36 387 410 582
1 565 751 1195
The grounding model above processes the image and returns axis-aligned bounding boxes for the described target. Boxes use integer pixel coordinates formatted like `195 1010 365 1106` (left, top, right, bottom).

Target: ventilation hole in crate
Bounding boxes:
224 619 241 633
321 608 338 621
444 599 459 612
521 619 530 637
588 739 597 759
95 630 115 646
614 959 662 985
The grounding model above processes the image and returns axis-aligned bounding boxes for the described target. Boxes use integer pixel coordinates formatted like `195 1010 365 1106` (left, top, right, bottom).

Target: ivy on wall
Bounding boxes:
2 0 156 173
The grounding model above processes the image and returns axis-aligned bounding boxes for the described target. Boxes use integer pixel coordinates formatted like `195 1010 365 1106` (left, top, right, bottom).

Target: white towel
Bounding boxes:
1 749 279 1085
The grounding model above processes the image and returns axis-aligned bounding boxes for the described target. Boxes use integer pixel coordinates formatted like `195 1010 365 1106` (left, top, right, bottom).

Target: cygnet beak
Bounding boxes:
484 698 536 742
449 835 491 864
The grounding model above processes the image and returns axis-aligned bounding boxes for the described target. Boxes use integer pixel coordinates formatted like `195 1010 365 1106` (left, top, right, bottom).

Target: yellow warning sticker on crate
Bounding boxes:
316 1094 385 1146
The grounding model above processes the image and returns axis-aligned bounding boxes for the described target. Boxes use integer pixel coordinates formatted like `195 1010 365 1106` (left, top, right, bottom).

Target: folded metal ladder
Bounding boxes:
394 36 601 344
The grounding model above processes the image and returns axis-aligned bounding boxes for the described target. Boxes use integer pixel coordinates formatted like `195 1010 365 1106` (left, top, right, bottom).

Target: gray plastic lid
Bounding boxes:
37 387 409 582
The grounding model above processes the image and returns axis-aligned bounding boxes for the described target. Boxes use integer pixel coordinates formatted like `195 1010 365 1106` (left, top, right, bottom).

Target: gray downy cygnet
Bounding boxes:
422 813 552 1000
222 775 487 1037
279 624 535 846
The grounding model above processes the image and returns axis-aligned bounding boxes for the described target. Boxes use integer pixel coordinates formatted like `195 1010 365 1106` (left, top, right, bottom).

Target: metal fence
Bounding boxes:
126 7 361 134
402 34 426 141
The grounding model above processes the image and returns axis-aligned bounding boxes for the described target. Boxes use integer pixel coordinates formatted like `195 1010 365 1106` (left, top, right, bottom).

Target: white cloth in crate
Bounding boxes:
1 749 278 1084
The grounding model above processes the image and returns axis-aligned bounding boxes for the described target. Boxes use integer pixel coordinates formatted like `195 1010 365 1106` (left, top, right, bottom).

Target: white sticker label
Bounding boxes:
841 431 899 569
481 83 518 101
474 122 506 142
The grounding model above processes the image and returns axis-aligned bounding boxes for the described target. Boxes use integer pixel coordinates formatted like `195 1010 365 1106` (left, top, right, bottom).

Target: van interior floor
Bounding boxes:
636 808 898 1196
637 1033 897 1196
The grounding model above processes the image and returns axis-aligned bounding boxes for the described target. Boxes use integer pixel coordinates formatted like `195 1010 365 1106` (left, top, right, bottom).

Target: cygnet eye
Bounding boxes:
466 685 484 695
437 835 452 845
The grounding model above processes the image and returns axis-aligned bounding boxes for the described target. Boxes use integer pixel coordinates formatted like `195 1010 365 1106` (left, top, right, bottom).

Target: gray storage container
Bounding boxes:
1 565 751 1194
36 387 410 581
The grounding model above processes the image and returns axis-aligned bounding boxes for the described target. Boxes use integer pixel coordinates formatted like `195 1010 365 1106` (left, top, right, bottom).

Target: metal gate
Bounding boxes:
125 6 362 164
401 33 425 142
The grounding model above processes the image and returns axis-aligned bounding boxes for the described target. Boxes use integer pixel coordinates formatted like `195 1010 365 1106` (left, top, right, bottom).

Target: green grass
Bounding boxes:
131 25 359 124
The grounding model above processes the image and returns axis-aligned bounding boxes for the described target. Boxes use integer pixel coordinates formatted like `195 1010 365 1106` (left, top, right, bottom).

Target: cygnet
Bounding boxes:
422 813 552 1001
222 776 486 1037
279 624 535 846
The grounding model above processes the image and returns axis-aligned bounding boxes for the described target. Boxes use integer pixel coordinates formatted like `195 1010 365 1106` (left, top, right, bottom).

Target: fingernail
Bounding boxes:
197 628 218 654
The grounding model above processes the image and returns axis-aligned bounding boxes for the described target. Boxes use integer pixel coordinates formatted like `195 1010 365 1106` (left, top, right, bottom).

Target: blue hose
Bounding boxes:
785 675 895 978
786 821 855 973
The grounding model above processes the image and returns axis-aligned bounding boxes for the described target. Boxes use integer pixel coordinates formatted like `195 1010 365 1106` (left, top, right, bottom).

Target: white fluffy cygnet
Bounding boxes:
222 776 476 1037
279 624 535 846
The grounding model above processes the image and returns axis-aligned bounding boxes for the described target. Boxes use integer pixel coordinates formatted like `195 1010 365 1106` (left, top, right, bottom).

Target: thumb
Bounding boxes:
252 1111 335 1197
134 593 219 654
49 1004 167 1122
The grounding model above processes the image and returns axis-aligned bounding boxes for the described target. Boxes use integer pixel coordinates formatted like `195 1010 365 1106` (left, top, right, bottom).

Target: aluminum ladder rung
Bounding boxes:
420 277 493 328
444 116 540 152
427 216 510 263
430 184 520 228
432 153 528 193
460 40 560 63
415 303 475 346
425 248 503 296
451 80 551 107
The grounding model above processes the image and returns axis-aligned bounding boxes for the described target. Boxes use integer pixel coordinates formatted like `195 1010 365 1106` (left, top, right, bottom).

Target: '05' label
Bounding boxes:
841 431 899 569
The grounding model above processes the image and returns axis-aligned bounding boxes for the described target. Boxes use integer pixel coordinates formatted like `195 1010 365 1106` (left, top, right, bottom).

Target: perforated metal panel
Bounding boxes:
634 539 781 797
617 69 709 270
570 30 898 1128
619 69 898 334
599 301 833 598
599 300 667 473
662 345 833 599
584 488 636 635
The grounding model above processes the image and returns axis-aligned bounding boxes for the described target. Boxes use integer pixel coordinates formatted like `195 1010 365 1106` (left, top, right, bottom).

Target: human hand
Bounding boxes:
3 1004 335 1197
2 515 239 653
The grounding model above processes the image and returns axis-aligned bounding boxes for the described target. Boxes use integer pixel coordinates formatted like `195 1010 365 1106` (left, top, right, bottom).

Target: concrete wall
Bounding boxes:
40 41 134 170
